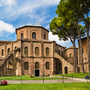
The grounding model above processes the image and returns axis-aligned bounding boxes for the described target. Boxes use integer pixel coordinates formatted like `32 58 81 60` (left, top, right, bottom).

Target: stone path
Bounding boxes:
7 77 90 84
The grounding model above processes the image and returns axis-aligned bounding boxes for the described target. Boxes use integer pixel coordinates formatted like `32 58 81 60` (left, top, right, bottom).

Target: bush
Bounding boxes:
30 75 33 77
0 80 8 85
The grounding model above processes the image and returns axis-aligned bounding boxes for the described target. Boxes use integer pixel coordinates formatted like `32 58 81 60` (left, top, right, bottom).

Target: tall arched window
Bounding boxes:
35 47 39 55
32 32 36 39
24 62 29 70
7 48 10 54
70 53 72 57
24 46 28 55
35 62 39 69
46 47 49 55
2 49 4 56
62 51 63 57
44 34 46 39
46 62 49 69
21 33 23 40
82 48 83 53
59 50 60 55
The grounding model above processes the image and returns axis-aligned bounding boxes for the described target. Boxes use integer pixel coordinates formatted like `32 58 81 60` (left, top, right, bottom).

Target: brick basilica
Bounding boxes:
0 23 87 77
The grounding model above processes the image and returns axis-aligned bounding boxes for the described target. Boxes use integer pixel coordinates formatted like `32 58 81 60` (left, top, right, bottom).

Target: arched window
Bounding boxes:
32 32 36 39
46 47 49 55
35 47 39 55
7 48 10 54
21 33 23 40
2 49 4 56
44 34 46 39
35 62 39 69
15 47 17 49
62 51 63 57
65 67 68 73
24 62 29 70
46 62 49 69
8 62 13 69
70 53 72 57
82 48 83 53
59 50 60 55
24 46 28 55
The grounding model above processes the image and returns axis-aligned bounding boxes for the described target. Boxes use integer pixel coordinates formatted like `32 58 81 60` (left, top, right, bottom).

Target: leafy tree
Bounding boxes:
64 0 90 74
50 16 85 73
56 0 90 74
50 0 88 73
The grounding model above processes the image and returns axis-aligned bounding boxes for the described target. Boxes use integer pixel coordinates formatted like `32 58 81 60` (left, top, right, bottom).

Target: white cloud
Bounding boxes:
0 20 15 33
45 25 49 29
0 0 60 34
5 0 15 6
0 0 15 6
49 31 71 47
0 0 60 21
38 0 60 6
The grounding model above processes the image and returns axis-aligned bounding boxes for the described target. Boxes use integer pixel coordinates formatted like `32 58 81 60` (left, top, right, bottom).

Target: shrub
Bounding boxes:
0 80 8 85
30 75 33 77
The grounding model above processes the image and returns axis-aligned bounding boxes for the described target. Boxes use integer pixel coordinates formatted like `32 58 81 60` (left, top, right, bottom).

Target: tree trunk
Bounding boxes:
76 19 85 74
87 21 90 74
72 41 78 73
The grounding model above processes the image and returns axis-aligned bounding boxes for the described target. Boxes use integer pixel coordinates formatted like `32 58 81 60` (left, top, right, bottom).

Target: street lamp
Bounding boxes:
20 60 22 84
43 57 44 83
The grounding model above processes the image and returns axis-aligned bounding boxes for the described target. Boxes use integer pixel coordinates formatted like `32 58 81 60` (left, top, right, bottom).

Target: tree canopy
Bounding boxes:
49 0 88 73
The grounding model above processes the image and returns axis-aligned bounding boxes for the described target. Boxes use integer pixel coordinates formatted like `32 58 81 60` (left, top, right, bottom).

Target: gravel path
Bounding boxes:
7 78 90 84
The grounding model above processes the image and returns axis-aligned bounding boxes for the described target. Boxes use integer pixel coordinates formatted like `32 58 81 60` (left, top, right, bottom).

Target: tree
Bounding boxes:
65 0 90 74
56 0 89 74
50 16 85 73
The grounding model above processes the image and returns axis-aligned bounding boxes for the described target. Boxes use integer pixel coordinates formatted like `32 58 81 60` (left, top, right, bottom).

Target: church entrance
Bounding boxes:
55 58 62 74
35 62 40 77
35 70 39 76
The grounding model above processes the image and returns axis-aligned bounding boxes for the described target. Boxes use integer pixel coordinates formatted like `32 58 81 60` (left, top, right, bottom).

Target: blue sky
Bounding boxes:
0 0 74 48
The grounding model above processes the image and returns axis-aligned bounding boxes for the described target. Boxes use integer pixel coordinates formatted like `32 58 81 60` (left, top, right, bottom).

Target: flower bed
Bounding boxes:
0 80 8 86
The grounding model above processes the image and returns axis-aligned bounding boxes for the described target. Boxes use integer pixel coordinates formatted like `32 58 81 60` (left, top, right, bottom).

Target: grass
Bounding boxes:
0 82 90 90
0 75 65 80
0 72 89 80
54 72 90 78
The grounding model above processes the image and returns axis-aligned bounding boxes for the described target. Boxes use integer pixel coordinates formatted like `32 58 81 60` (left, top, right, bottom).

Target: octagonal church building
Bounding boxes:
0 22 75 77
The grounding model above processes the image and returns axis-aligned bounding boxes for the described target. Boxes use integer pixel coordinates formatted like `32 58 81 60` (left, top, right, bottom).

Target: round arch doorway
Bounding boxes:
35 62 40 77
55 58 62 74
65 67 68 74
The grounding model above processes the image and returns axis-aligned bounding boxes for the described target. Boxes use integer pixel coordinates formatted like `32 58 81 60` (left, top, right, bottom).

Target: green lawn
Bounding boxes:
0 72 89 80
55 72 90 78
0 83 90 90
0 75 65 80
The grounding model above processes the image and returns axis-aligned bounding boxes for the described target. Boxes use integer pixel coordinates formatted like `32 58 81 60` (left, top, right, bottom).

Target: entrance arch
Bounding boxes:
65 67 68 73
35 62 40 76
54 58 62 74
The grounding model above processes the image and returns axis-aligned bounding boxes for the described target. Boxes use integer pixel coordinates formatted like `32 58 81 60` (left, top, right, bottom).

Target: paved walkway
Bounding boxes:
7 77 90 84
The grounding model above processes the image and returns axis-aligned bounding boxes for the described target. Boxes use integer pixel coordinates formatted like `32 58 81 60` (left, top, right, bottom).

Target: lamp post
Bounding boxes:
21 40 22 84
43 73 44 83
43 57 44 83
20 60 22 84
